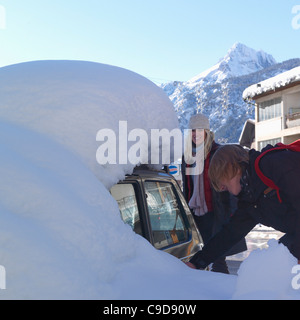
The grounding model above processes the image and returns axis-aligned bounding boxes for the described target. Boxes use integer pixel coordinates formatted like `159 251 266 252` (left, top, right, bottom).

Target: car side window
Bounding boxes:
110 183 142 236
144 181 189 250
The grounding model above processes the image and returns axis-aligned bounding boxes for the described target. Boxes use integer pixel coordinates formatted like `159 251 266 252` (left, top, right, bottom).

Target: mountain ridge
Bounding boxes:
160 44 300 143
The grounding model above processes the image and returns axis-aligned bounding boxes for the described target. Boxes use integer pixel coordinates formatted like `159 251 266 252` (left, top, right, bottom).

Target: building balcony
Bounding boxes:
286 112 300 128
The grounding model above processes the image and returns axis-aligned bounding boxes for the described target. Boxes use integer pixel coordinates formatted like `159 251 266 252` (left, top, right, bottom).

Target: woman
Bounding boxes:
187 143 300 269
182 114 247 274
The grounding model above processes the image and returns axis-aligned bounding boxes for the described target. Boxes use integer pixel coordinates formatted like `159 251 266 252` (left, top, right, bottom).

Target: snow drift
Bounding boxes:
0 60 299 300
234 240 299 300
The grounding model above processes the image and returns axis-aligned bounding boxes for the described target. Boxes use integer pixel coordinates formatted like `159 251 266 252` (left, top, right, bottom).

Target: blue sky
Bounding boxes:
0 0 299 83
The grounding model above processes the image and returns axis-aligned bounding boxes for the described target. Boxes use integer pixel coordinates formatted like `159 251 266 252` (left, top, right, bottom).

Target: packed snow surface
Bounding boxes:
0 60 299 300
243 66 300 100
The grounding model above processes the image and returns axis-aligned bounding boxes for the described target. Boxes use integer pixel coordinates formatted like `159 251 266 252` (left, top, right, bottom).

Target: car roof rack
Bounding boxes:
132 164 170 174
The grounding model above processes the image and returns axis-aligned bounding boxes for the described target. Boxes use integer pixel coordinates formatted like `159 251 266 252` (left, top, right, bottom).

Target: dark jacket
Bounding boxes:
182 141 247 256
190 146 300 269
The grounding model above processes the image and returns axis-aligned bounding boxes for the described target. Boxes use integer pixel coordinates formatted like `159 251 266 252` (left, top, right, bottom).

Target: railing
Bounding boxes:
287 112 300 121
286 112 300 128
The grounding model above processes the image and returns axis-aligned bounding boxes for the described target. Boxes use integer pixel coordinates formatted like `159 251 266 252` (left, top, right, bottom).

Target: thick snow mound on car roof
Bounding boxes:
1 60 226 300
0 60 179 188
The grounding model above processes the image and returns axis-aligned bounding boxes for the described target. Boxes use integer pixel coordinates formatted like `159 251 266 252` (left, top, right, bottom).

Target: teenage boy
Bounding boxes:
186 144 300 269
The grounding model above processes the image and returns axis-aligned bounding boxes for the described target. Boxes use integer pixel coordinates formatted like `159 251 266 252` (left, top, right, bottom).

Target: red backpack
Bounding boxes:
254 139 300 203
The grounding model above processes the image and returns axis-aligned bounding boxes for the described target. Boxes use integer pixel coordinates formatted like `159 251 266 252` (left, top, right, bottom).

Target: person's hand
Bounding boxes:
185 261 197 269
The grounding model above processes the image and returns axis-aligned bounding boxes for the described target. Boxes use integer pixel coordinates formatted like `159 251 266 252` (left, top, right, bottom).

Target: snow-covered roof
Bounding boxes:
243 66 300 100
239 119 255 148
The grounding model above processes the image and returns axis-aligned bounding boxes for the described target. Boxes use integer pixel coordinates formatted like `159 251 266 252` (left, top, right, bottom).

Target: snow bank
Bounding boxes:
0 121 129 299
243 66 300 100
234 240 300 300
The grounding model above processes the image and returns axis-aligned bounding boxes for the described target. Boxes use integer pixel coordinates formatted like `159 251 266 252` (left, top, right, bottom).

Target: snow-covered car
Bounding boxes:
110 167 204 262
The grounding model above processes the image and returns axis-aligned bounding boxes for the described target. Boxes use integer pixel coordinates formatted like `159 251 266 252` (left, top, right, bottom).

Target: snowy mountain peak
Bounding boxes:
188 43 277 85
224 42 276 69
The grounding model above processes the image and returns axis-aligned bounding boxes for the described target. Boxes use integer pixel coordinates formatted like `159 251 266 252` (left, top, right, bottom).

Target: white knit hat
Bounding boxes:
188 114 210 130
